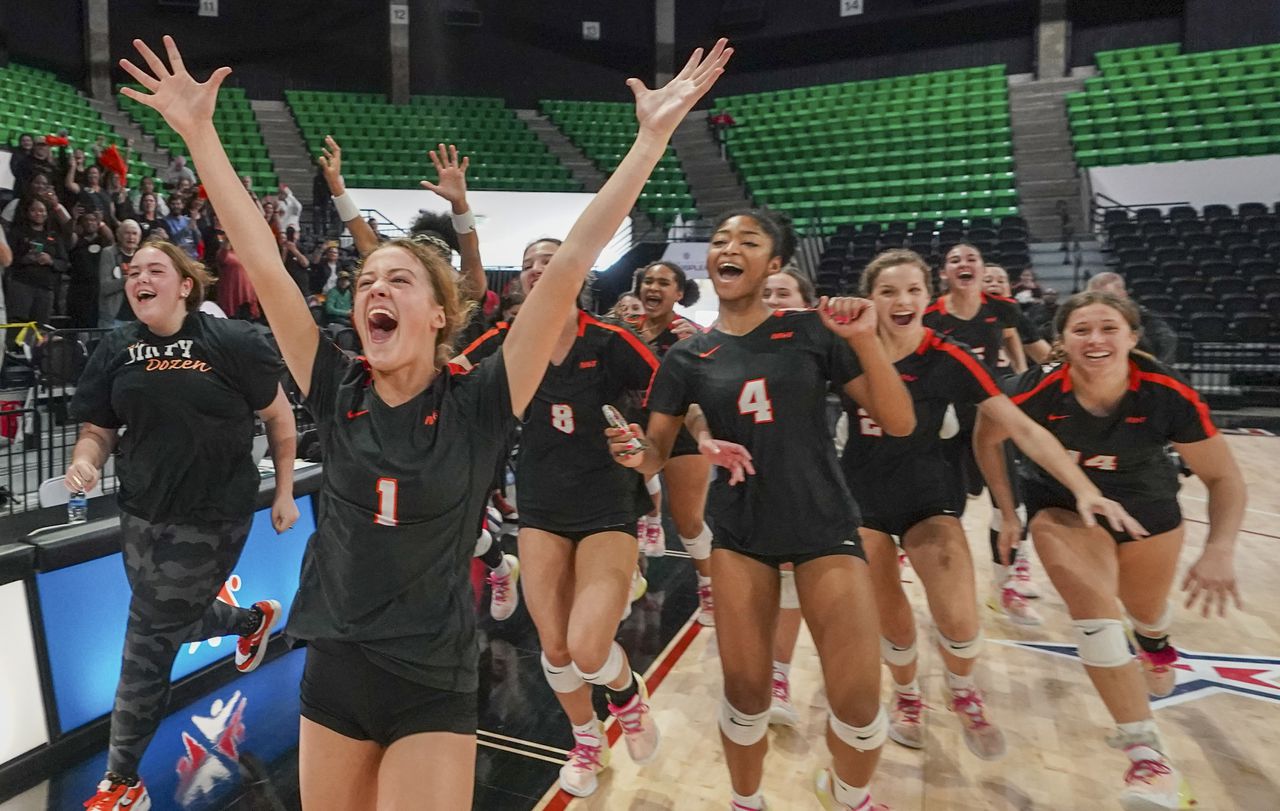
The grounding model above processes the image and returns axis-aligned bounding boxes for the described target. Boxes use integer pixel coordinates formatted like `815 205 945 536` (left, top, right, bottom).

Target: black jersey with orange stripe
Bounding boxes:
461 311 659 532
922 292 1020 373
646 309 864 556
1009 354 1217 503
841 329 1001 477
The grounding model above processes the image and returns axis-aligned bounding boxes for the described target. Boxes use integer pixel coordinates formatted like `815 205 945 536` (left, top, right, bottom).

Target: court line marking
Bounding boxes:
1183 516 1280 542
1180 494 1280 520
477 737 565 766
479 729 571 757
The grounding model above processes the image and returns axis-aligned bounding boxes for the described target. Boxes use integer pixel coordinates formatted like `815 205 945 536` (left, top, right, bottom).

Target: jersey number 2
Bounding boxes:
738 379 775 424
857 407 882 437
551 404 575 434
375 477 399 527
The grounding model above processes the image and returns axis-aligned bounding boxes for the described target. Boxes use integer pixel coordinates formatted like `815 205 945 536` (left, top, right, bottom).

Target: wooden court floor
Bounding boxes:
536 434 1280 811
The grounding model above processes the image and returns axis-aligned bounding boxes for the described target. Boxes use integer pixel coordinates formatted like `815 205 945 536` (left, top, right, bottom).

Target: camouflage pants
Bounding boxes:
108 512 257 778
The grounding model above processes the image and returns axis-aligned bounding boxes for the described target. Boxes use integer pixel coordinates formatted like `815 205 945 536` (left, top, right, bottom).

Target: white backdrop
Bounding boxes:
0 580 49 764
349 188 632 269
1087 154 1280 214
0 149 14 191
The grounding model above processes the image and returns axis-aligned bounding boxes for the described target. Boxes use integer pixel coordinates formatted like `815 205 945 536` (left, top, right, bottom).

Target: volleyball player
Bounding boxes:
457 241 663 797
923 243 1040 624
975 290 1244 810
610 289 666 555
983 264 1050 365
118 34 732 809
848 250 1141 760
633 260 715 623
71 238 298 811
760 265 817 726
611 208 913 811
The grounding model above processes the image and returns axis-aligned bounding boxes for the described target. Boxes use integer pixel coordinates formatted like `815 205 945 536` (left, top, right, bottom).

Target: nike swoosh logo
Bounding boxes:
347 409 369 419
842 539 857 546
699 344 723 359
1082 628 1103 636
729 718 751 726
1048 414 1069 421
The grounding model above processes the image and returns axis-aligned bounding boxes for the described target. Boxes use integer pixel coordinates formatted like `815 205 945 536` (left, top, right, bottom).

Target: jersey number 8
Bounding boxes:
738 379 775 424
551 403 575 434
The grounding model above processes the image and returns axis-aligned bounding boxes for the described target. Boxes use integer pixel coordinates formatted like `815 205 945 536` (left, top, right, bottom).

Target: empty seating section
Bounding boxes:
716 65 1018 233
1103 203 1280 348
1070 43 1280 167
2 64 154 184
540 100 695 224
288 91 576 192
120 84 273 189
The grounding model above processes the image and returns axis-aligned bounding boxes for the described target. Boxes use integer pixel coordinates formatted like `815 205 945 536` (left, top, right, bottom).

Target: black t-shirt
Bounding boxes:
69 313 283 524
842 329 1001 478
461 311 658 531
922 292 1020 373
1008 354 1216 504
287 338 514 692
647 310 863 555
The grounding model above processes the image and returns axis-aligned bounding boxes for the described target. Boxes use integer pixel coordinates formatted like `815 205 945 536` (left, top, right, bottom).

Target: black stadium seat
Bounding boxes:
1169 205 1198 222
1130 278 1167 298
1254 276 1280 297
1233 312 1271 341
1124 262 1159 280
1135 207 1163 223
1178 293 1217 315
1218 293 1257 317
1238 201 1269 218
1140 293 1176 313
1103 209 1130 226
1153 247 1187 265
1189 312 1229 342
1210 277 1249 297
1203 203 1233 220
1158 260 1196 278
1241 259 1278 280
1168 276 1205 298
1227 244 1262 264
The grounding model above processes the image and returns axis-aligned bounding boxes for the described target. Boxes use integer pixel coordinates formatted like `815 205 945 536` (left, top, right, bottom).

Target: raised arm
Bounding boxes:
830 298 915 436
317 136 380 257
503 39 732 414
119 36 319 391
421 143 486 303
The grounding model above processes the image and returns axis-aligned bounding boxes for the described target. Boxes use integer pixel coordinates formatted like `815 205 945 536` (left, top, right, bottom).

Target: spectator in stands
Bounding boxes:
366 216 384 242
2 172 70 231
1026 287 1059 339
276 184 302 233
215 238 260 321
135 192 165 241
164 154 196 187
99 220 141 328
240 174 264 215
1012 268 1044 303
188 196 220 261
127 176 169 220
311 161 332 236
163 194 201 259
500 290 524 322
708 110 736 161
261 197 282 240
9 132 34 180
0 224 11 364
6 197 69 328
14 136 58 198
62 147 88 204
280 226 310 294
322 270 352 326
1085 272 1177 363
308 244 344 295
67 210 114 327
67 165 117 228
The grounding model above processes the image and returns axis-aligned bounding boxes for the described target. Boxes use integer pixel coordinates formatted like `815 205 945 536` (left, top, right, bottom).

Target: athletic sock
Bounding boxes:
945 669 977 692
480 542 505 570
697 573 712 587
894 678 920 696
730 789 765 810
1116 719 1166 756
571 719 602 745
831 770 871 809
773 660 791 678
1133 632 1170 654
606 670 638 707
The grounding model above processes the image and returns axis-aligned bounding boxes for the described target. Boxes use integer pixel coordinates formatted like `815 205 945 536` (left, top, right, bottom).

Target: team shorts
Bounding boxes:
846 461 962 542
712 532 866 566
860 504 961 541
1022 479 1183 544
519 522 636 543
300 639 477 745
670 426 701 458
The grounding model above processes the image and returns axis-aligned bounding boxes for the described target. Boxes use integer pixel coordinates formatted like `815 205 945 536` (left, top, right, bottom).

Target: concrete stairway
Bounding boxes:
1028 237 1106 295
1008 76 1087 242
670 110 752 220
84 97 170 174
250 100 314 210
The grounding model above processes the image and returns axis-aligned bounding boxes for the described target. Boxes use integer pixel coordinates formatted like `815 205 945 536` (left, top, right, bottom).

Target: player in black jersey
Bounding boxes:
457 245 662 798
121 34 734 810
984 265 1050 366
632 260 716 624
760 266 817 727
974 291 1245 811
611 209 914 811
847 250 1139 762
923 243 1041 624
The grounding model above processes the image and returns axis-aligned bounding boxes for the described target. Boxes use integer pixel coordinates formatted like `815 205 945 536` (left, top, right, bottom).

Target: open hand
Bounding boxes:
318 136 345 196
1075 491 1148 538
698 436 755 485
119 36 230 139
630 39 732 139
1182 547 1240 617
421 144 470 209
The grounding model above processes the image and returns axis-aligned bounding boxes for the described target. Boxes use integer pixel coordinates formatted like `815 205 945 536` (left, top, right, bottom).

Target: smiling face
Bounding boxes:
1060 302 1139 372
141 193 157 215
520 240 560 295
869 263 931 335
943 244 984 294
708 215 782 304
26 199 47 227
126 245 193 327
638 264 681 318
85 166 101 188
763 272 806 309
983 265 1011 298
614 293 644 321
353 245 447 372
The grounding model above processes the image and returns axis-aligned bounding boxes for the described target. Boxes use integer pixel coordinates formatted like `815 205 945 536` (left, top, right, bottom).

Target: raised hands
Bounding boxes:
421 144 470 210
317 135 346 197
629 38 733 139
119 36 231 139
817 296 877 342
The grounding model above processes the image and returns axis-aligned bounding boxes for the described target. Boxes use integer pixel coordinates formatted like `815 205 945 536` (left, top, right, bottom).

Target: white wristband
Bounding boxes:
333 192 359 223
451 208 476 235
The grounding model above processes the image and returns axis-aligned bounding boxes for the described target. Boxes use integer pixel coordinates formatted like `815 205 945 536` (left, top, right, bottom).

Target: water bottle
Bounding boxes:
68 490 88 524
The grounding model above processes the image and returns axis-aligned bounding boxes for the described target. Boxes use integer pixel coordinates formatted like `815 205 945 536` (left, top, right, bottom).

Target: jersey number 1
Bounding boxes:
738 379 775 424
375 477 399 527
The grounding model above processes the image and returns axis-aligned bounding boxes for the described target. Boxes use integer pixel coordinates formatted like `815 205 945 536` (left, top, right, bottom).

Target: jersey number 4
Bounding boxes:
551 403 575 434
738 379 775 424
375 477 399 526
1067 450 1119 471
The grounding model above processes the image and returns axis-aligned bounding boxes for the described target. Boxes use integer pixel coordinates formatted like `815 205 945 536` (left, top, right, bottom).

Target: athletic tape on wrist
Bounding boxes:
451 208 476 235
333 192 359 223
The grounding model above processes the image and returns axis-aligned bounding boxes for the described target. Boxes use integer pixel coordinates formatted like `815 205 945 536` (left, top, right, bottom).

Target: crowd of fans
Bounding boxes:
0 132 359 349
